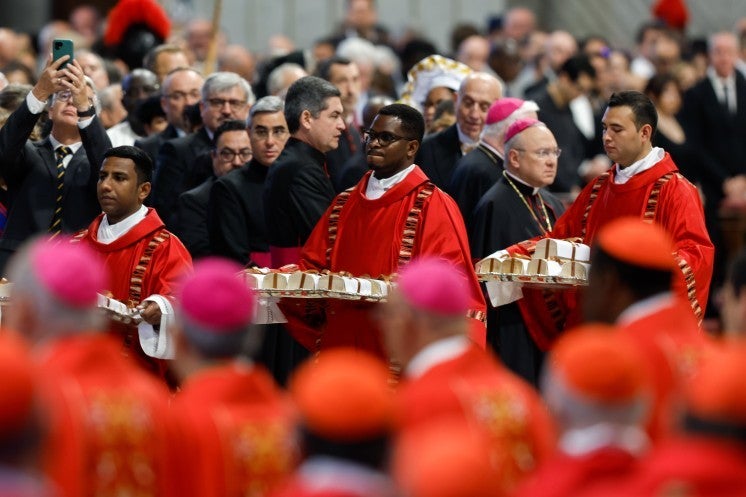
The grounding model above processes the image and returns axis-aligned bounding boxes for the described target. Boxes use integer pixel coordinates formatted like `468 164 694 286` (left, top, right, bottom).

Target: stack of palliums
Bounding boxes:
476 239 591 287
242 268 391 301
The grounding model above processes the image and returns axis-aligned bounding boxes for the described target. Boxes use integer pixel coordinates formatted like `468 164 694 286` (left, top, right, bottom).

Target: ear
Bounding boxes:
138 181 152 203
639 123 653 142
406 139 419 160
508 149 521 169
300 109 313 131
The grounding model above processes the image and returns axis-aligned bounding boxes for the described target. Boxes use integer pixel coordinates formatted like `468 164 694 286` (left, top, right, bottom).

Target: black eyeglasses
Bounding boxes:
362 128 415 147
207 98 248 110
217 148 252 162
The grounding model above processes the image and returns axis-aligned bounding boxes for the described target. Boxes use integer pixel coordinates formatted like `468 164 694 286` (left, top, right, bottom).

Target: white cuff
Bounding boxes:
485 281 523 307
77 116 94 129
253 296 287 324
26 92 47 114
137 294 175 359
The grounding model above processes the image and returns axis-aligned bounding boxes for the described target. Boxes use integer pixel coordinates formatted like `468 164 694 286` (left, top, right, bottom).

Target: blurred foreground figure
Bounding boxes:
6 238 177 497
517 325 652 497
380 257 555 495
270 348 397 497
173 258 297 497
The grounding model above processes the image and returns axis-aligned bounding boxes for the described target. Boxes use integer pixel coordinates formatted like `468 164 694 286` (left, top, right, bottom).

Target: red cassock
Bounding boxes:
397 345 555 494
173 362 298 497
514 447 642 497
285 167 486 357
35 334 178 497
507 155 714 349
585 437 746 497
74 208 192 375
618 297 713 440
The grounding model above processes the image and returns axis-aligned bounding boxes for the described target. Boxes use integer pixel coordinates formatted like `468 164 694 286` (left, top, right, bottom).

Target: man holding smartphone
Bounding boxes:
0 53 111 274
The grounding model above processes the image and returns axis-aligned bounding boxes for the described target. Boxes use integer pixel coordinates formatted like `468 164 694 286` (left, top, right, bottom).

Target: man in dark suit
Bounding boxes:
135 67 204 164
175 120 251 259
680 31 746 304
415 72 502 192
209 96 288 266
0 56 111 274
151 71 253 230
315 56 364 192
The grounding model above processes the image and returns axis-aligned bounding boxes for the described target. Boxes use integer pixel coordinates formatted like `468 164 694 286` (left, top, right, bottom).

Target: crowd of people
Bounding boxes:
1 0 746 495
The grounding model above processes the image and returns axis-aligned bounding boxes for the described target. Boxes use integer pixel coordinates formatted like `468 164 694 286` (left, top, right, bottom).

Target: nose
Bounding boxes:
338 117 346 130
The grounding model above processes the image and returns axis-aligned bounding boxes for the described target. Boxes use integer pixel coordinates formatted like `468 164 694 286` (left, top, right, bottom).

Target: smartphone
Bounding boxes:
52 39 74 69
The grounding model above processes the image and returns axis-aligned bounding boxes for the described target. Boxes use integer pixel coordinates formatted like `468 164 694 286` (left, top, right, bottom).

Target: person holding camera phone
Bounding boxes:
0 52 111 274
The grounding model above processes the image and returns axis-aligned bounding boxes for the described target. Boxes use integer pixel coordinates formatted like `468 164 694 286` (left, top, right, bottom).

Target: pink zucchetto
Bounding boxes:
180 258 256 333
485 97 539 125
504 117 543 144
397 258 469 316
30 238 107 309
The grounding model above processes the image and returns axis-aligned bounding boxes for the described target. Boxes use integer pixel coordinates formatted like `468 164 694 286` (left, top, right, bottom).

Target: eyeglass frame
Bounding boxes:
512 147 563 159
361 128 417 147
215 147 253 162
53 90 94 106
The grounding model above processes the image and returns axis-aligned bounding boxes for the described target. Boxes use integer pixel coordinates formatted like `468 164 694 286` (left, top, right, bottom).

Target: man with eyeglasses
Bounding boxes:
175 120 252 258
470 118 565 385
0 55 111 274
285 103 487 360
135 67 204 164
210 96 289 267
484 91 713 367
152 71 254 230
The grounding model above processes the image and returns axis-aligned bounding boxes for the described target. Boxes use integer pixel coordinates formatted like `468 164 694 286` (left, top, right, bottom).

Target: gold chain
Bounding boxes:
503 171 552 233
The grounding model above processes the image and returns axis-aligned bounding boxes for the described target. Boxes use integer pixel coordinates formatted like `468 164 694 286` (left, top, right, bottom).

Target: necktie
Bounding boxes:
722 81 731 113
50 146 72 235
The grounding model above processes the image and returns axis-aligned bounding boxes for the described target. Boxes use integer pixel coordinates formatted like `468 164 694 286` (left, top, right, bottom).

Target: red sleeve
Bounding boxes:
657 177 714 319
415 191 487 347
142 234 194 299
298 201 335 272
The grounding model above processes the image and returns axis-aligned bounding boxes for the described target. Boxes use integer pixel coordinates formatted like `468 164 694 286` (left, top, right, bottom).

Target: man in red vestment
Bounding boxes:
285 103 486 359
584 218 712 440
172 258 297 497
6 239 178 497
380 258 555 496
74 145 192 377
486 90 713 350
516 325 653 497
270 348 398 497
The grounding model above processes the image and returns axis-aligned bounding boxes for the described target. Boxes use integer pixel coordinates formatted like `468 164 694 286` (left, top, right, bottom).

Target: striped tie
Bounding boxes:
50 146 72 235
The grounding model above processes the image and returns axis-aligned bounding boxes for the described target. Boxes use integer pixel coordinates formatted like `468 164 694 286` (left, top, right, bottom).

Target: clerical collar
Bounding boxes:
479 140 504 160
365 164 416 200
614 147 664 185
406 335 470 379
559 423 649 457
616 292 675 326
97 204 148 244
456 124 478 149
505 169 539 195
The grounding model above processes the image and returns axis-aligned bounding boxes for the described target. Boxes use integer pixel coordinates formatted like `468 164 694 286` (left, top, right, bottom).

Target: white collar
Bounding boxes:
559 423 649 456
97 204 148 244
505 169 540 195
616 292 675 326
707 66 735 87
614 147 664 184
48 135 83 155
456 124 478 148
479 139 504 160
405 335 469 379
365 164 415 200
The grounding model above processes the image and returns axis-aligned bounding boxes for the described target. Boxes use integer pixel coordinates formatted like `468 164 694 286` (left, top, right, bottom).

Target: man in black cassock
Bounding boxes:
469 118 565 387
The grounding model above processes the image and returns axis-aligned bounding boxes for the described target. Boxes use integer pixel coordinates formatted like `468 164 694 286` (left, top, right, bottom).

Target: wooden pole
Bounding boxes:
203 0 223 75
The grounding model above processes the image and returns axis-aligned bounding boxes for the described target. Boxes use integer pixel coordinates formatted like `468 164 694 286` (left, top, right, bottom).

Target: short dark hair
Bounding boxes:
103 145 153 184
212 119 248 148
134 94 166 126
644 73 679 100
284 76 341 134
607 90 658 135
558 54 596 82
376 103 425 143
592 245 673 301
314 56 353 81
